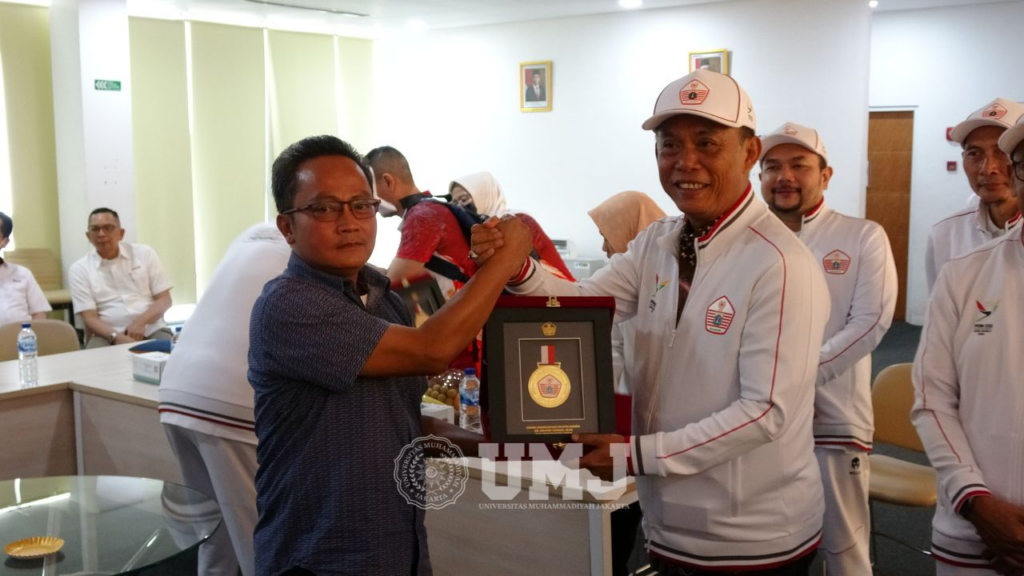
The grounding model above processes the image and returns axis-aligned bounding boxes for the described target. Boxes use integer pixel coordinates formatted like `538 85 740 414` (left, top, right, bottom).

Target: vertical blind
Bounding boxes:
0 7 373 303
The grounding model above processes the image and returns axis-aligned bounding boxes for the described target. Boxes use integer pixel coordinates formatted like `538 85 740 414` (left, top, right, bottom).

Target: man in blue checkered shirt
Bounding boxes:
248 135 533 576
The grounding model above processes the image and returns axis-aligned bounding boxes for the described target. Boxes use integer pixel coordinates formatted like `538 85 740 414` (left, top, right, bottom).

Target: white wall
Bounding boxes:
370 0 872 265
870 1 1024 324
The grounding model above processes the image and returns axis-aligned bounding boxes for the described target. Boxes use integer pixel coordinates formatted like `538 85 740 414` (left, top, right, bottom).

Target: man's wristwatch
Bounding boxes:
108 331 118 345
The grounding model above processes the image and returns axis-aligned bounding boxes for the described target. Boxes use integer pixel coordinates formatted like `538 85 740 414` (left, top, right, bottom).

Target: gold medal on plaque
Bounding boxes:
528 341 571 409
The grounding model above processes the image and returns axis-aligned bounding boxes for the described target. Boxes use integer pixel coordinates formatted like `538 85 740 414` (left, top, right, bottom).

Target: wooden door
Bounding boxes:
866 111 914 321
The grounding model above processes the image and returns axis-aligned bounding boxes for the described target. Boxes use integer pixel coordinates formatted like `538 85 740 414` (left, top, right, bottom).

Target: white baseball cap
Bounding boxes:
641 69 756 132
759 122 828 164
998 114 1024 157
949 97 1024 144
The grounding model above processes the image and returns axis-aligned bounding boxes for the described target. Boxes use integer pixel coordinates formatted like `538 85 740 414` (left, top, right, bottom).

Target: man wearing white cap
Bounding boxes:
472 70 830 574
760 122 897 575
912 114 1024 575
925 98 1024 291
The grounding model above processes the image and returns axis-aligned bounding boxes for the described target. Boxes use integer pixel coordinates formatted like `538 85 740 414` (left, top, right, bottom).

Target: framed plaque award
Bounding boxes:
482 296 616 444
393 276 446 327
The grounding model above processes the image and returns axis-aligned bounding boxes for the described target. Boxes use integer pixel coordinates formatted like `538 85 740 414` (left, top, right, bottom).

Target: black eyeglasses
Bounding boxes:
282 199 381 221
1014 160 1024 182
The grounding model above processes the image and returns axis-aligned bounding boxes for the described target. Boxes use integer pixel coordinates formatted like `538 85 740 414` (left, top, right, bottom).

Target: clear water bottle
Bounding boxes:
171 326 182 352
459 368 482 433
17 323 38 387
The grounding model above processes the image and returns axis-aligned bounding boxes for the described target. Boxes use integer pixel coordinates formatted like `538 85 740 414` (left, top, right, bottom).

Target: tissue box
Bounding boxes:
132 352 169 385
420 403 455 424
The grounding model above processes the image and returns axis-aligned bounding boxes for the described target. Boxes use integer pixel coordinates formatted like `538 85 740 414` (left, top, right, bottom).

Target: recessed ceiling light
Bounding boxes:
868 0 879 7
618 0 643 9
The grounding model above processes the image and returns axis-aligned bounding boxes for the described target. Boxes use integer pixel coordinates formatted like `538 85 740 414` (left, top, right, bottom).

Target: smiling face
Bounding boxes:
963 125 1013 205
655 114 761 228
760 143 833 218
277 155 376 283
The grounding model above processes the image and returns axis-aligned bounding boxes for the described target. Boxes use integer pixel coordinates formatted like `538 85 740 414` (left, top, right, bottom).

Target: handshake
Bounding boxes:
469 215 535 278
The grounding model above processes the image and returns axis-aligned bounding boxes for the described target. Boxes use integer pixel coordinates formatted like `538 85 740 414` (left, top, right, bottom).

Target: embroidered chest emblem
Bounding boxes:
705 296 735 335
648 275 670 312
823 250 851 275
973 300 999 335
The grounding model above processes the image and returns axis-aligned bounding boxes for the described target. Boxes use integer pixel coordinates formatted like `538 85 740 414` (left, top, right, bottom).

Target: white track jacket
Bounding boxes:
797 201 897 451
912 227 1024 568
925 203 1021 292
508 188 830 570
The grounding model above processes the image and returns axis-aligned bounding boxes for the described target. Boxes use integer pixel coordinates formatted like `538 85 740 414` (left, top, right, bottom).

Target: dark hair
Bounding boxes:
365 145 415 186
271 135 373 214
0 212 12 239
89 207 120 224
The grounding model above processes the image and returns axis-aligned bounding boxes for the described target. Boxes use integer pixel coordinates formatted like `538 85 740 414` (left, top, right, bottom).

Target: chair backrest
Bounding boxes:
0 320 81 362
3 248 63 290
872 363 925 452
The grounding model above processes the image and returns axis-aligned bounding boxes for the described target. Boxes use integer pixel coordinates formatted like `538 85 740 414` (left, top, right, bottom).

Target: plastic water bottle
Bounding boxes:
171 326 182 352
459 368 482 433
17 323 38 387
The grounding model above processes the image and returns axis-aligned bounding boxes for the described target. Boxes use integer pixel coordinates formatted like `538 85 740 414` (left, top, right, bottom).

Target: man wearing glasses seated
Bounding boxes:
248 135 532 576
69 207 174 347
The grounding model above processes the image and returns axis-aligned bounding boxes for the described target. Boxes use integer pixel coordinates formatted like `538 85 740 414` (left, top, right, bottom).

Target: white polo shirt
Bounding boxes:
0 261 52 326
158 224 291 444
68 243 173 335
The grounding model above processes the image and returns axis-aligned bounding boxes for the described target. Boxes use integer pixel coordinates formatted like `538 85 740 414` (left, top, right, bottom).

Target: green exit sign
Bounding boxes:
94 79 121 91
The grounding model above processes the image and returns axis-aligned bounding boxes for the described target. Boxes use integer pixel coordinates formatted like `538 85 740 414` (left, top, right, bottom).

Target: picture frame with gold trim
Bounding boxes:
520 61 552 113
482 297 616 444
689 49 729 75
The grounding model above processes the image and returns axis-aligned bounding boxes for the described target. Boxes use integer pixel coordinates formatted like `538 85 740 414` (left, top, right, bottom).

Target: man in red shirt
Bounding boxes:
366 146 477 297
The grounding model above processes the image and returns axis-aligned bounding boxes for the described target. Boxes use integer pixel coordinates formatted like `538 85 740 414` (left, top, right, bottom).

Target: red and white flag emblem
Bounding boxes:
679 80 710 106
823 250 851 275
705 296 735 335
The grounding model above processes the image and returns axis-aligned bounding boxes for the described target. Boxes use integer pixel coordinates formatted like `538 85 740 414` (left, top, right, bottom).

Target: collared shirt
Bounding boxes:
68 243 173 335
159 224 291 444
925 203 1022 292
0 261 52 326
248 253 430 576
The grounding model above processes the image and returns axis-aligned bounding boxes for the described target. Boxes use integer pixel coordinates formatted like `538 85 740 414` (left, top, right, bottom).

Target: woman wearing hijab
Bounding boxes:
588 190 666 576
450 172 575 281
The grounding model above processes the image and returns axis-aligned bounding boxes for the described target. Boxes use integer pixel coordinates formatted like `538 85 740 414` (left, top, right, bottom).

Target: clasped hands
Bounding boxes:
470 215 533 276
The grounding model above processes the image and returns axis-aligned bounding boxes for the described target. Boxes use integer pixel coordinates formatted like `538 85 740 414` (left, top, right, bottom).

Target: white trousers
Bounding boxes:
815 446 871 576
164 424 258 576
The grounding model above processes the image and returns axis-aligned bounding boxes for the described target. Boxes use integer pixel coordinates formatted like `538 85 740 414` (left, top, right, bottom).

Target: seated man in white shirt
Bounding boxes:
69 208 173 347
0 212 52 327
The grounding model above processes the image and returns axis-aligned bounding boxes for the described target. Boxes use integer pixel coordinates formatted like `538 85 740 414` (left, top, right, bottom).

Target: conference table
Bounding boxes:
0 476 220 575
0 344 637 576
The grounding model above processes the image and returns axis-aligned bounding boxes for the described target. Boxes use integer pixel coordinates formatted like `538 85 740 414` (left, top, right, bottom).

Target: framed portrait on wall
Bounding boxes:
689 49 730 75
520 61 552 112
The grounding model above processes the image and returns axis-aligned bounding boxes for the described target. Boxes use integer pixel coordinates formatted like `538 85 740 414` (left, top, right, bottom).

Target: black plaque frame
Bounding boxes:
483 301 616 444
393 276 446 326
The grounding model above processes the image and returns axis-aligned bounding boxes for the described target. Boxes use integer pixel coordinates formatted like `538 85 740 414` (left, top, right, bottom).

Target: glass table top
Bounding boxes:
0 476 221 575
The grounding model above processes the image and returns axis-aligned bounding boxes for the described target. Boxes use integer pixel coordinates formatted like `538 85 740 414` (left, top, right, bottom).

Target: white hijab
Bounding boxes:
450 171 511 217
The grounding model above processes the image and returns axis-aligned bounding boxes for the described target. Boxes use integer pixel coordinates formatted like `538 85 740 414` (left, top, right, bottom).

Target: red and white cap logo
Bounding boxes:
783 126 799 135
985 104 1008 120
823 250 852 275
705 296 735 335
679 80 710 106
